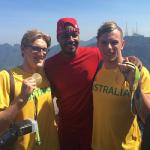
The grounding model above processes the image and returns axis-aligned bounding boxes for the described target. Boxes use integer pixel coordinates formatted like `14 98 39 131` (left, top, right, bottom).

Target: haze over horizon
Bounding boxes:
0 0 150 46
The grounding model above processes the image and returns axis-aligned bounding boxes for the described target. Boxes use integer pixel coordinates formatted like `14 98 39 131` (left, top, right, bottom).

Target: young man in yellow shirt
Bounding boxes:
92 21 150 150
0 30 59 150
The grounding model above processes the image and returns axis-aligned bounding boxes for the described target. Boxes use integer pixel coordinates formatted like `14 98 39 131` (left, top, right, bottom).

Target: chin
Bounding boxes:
70 49 76 54
36 62 44 68
66 51 76 57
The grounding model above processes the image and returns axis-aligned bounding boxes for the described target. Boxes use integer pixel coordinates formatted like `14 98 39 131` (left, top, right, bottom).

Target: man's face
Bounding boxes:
22 38 48 69
57 25 79 57
97 29 124 67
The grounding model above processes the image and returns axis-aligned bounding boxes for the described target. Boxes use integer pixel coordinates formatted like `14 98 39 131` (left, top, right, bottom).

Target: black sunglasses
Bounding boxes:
27 45 49 53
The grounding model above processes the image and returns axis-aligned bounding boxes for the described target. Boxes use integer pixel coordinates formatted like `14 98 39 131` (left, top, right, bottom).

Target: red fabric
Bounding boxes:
57 18 80 35
44 47 102 150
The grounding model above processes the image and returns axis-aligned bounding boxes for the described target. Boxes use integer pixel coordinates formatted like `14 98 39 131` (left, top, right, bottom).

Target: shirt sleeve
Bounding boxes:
140 67 150 93
0 70 10 109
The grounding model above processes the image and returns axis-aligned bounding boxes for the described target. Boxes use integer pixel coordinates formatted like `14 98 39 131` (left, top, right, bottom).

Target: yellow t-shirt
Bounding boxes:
92 66 150 150
0 67 59 150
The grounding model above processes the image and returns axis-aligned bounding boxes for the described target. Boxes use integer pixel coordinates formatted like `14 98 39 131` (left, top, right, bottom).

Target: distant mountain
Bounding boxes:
0 35 150 70
47 44 61 58
84 35 150 70
47 37 97 57
123 35 150 70
0 43 60 70
0 43 22 70
80 37 96 46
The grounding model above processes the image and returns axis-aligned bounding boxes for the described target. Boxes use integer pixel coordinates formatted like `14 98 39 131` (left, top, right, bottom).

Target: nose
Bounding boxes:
107 43 114 53
67 35 74 41
37 49 46 57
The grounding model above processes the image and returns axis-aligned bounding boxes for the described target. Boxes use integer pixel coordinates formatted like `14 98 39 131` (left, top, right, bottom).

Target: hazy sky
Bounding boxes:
0 0 150 46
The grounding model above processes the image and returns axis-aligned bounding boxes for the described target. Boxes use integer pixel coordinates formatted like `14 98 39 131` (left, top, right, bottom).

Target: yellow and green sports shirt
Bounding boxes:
92 66 150 150
0 67 59 150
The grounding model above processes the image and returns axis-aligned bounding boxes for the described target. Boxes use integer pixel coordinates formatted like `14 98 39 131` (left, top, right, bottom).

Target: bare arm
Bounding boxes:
134 89 150 123
118 56 150 123
0 77 36 133
0 98 25 132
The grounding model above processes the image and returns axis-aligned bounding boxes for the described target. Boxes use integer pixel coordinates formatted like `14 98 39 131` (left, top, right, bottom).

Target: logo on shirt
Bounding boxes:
93 83 130 97
29 87 51 100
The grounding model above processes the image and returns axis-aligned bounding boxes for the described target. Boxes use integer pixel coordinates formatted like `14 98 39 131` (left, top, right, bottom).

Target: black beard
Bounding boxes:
64 41 76 47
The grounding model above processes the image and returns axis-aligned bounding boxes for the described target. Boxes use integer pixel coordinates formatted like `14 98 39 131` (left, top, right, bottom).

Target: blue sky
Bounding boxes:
0 0 150 46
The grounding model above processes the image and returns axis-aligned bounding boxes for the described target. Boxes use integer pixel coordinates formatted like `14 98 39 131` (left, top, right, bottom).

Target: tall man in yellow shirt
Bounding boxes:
0 30 59 150
92 21 150 150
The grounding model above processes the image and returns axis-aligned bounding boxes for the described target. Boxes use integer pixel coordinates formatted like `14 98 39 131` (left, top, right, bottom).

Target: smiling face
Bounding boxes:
57 25 80 57
22 38 48 70
97 29 125 68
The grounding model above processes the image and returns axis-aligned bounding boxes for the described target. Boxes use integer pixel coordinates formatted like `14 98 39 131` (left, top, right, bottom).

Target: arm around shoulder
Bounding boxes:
134 67 150 122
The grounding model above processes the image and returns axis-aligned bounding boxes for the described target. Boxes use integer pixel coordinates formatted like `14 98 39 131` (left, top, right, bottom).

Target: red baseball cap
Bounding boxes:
57 18 80 35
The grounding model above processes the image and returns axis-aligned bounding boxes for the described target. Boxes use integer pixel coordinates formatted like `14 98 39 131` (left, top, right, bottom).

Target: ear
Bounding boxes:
121 39 125 51
57 35 60 43
21 48 24 57
97 38 100 48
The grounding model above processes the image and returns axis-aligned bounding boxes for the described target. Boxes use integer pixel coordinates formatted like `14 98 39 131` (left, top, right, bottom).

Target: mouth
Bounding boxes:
108 51 118 61
35 60 45 67
64 41 77 48
34 57 45 63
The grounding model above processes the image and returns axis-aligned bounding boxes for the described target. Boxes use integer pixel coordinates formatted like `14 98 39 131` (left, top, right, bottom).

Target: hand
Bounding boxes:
125 56 143 71
18 77 37 106
118 62 136 91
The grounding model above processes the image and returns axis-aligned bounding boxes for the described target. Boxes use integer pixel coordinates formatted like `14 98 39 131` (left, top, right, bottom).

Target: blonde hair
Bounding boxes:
21 29 51 50
97 21 123 39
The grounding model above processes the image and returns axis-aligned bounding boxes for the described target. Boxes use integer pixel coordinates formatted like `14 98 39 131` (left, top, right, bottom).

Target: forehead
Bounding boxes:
63 24 78 33
58 25 79 38
32 38 47 46
98 29 122 41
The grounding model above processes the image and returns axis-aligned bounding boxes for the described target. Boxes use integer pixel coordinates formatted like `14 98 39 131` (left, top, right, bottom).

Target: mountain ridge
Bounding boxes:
0 35 150 70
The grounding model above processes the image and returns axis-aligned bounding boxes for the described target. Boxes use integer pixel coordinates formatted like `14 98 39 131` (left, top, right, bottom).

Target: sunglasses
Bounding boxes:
27 45 49 53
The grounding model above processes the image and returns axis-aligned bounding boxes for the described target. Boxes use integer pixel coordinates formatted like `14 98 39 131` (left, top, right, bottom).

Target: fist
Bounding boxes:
20 77 37 101
118 62 137 90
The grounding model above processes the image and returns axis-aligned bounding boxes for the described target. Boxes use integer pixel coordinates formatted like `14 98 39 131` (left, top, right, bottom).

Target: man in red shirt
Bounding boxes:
44 18 102 150
44 18 142 150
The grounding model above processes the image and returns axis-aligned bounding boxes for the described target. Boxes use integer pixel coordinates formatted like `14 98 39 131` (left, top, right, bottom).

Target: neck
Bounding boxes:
20 63 37 74
104 57 123 69
104 62 117 69
60 50 76 59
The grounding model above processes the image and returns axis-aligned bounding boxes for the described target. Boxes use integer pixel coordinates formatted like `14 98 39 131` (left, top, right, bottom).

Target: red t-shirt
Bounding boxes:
44 47 102 138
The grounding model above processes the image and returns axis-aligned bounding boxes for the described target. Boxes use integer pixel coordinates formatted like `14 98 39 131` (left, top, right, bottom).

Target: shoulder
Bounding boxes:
46 52 61 61
140 66 149 78
140 66 150 92
78 47 102 59
44 53 62 77
79 47 99 53
0 67 20 83
0 67 30 83
0 69 10 79
45 52 61 66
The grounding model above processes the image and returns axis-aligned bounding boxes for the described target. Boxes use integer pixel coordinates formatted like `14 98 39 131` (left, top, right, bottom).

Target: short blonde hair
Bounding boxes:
21 29 51 50
97 21 123 39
